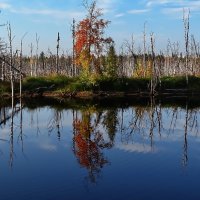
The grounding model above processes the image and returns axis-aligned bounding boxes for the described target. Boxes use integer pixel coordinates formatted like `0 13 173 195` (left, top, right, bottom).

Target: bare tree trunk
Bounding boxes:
183 9 190 84
143 22 147 77
1 60 5 81
7 23 14 99
72 18 76 77
150 33 156 96
20 37 24 98
35 33 40 77
191 35 198 76
19 97 24 152
183 103 188 167
29 43 34 76
56 32 60 74
19 33 27 98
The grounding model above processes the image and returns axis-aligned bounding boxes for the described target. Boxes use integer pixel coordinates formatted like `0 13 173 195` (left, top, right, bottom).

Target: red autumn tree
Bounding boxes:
75 0 113 75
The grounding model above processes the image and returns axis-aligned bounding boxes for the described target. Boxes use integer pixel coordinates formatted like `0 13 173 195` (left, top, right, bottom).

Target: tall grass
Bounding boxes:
22 75 75 91
22 75 200 94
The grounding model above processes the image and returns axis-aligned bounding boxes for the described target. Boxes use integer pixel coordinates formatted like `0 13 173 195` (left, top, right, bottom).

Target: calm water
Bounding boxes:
0 98 200 200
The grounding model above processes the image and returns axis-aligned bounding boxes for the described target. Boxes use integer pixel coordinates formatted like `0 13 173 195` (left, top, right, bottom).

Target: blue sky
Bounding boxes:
0 0 200 54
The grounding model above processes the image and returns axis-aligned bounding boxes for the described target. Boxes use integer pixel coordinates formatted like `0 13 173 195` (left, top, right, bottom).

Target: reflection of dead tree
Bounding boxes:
0 105 20 126
9 96 14 168
188 109 199 136
131 107 147 134
120 107 152 145
0 106 9 127
148 97 163 149
162 104 199 167
28 108 41 135
0 100 24 167
120 108 124 135
120 107 139 144
72 109 77 134
36 109 41 135
149 97 156 149
93 111 103 129
18 97 24 152
169 107 179 134
120 98 163 150
182 103 188 167
47 110 63 140
182 105 199 167
156 101 162 138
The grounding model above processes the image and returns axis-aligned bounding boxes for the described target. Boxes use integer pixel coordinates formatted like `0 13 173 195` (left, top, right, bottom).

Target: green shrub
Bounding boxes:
23 75 75 91
0 81 11 93
160 76 200 90
161 76 187 89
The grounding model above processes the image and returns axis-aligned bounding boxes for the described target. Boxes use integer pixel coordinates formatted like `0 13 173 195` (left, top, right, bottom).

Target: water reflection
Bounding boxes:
0 97 200 182
47 110 63 140
72 109 113 183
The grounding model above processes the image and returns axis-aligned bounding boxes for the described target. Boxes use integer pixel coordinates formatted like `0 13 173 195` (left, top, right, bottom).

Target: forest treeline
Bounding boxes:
0 0 200 96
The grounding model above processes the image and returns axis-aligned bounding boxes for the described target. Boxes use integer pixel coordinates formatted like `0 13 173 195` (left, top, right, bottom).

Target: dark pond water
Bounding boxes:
0 97 200 200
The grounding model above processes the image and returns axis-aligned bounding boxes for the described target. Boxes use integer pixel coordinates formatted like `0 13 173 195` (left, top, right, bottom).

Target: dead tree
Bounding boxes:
19 33 27 98
124 34 136 77
0 38 6 81
35 33 40 77
72 18 76 76
29 43 34 76
190 35 198 75
56 32 60 74
7 23 14 99
143 22 147 77
150 33 156 96
183 9 190 84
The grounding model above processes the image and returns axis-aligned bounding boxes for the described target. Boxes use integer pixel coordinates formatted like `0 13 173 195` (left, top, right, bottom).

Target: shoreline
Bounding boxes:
1 89 200 99
1 91 200 110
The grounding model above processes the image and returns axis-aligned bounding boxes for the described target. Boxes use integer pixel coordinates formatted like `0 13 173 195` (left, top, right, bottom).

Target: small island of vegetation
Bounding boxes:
0 0 200 99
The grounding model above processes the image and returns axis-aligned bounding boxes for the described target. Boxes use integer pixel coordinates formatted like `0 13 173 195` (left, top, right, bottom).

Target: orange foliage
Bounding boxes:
74 4 113 73
75 19 90 55
73 119 107 171
74 133 100 169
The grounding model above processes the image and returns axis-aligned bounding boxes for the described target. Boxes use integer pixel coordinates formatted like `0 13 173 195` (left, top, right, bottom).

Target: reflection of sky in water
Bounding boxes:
0 104 200 200
116 143 153 153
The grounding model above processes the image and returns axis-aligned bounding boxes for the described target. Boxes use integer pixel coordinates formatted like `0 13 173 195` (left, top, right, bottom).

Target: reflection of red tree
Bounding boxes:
75 133 107 169
73 119 108 182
